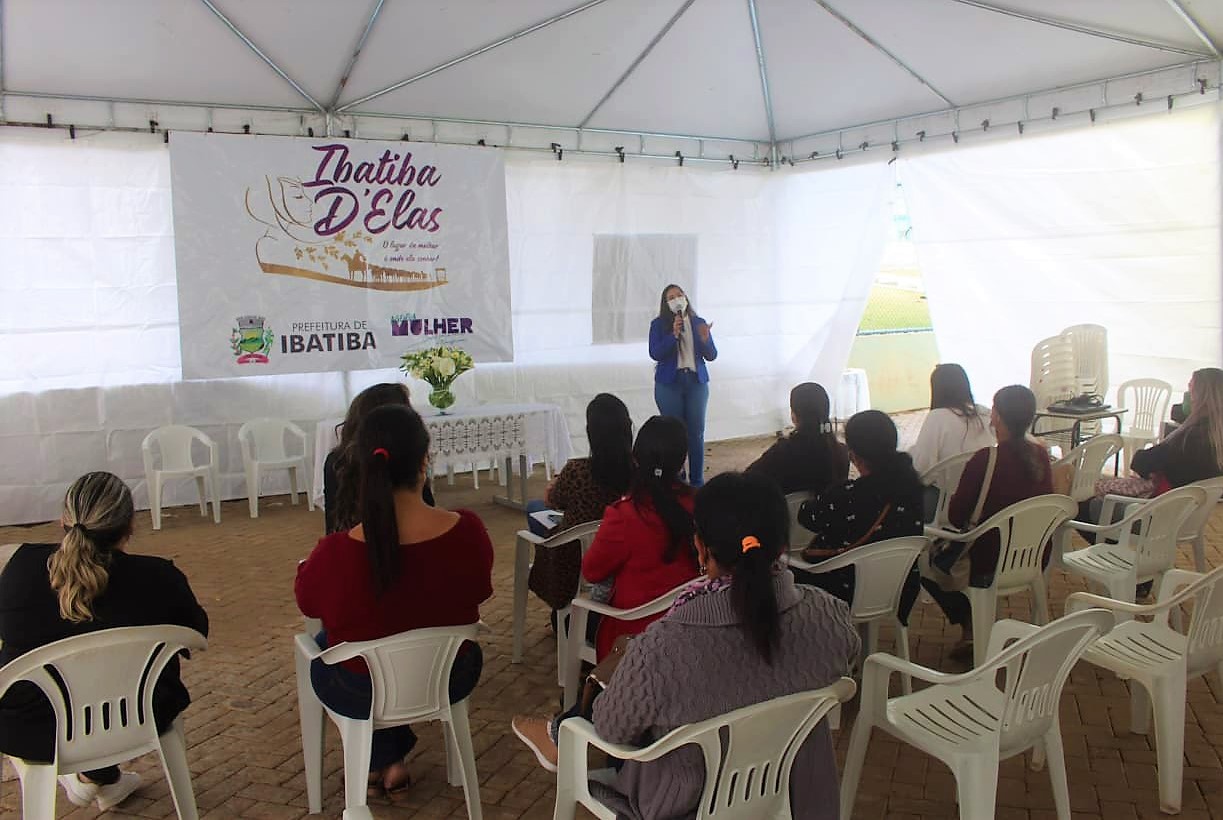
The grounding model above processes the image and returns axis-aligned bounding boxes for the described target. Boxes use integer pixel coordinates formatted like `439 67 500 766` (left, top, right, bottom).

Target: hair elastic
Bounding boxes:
653 467 663 478
819 422 834 434
741 535 761 553
372 447 390 460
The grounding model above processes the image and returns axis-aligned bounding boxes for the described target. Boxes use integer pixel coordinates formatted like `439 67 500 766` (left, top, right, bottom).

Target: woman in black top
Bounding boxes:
792 410 925 623
746 382 850 496
0 472 208 811
324 383 434 533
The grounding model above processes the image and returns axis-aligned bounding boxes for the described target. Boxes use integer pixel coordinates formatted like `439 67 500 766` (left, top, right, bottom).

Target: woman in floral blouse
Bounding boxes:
793 410 925 623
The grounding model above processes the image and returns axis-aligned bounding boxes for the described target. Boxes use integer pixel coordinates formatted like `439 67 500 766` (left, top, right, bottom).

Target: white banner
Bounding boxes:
170 132 512 379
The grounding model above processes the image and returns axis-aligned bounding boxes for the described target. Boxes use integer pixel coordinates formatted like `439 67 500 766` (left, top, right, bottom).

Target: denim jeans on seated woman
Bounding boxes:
310 631 483 771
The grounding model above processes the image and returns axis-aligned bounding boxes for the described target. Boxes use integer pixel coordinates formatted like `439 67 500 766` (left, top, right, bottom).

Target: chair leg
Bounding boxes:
512 538 530 663
839 714 873 820
301 466 315 511
562 609 587 711
335 716 374 811
1042 725 1071 820
952 756 1000 820
1130 680 1152 735
247 466 259 519
472 463 479 491
967 588 995 669
447 701 483 820
555 606 570 688
1193 535 1207 573
13 758 56 820
151 475 163 531
158 718 200 820
295 645 326 814
895 621 913 696
195 476 208 516
211 469 221 523
288 464 299 505
1149 676 1186 814
1031 578 1049 626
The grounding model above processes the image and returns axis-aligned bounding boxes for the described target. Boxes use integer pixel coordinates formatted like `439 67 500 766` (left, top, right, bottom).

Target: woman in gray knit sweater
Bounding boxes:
515 472 860 820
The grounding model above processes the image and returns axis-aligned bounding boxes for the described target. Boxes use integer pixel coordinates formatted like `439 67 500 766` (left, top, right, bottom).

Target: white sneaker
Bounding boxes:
95 771 143 811
57 774 99 807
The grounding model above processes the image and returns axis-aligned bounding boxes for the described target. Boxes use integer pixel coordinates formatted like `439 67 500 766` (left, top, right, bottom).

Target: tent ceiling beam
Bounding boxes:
943 0 1213 57
1162 0 1220 57
328 0 388 110
746 0 778 165
578 0 697 129
813 0 954 107
336 0 614 113
196 0 324 113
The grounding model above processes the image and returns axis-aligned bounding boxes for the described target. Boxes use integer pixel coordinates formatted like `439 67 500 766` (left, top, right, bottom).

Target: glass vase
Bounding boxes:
428 384 456 413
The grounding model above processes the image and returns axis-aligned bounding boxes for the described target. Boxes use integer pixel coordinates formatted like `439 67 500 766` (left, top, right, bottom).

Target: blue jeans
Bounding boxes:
655 371 709 486
310 631 483 771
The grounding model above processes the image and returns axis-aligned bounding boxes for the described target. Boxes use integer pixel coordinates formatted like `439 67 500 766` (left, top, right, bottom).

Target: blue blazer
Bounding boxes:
649 314 717 384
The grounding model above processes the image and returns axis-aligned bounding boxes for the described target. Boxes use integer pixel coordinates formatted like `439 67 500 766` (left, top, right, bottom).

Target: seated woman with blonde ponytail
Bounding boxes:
0 471 209 812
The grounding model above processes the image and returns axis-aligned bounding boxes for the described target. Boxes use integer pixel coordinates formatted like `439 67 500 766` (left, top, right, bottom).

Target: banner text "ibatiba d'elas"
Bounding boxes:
304 144 444 236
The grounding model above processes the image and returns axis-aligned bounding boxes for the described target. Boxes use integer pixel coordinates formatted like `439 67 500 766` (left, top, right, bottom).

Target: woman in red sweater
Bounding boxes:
295 404 493 796
581 415 700 659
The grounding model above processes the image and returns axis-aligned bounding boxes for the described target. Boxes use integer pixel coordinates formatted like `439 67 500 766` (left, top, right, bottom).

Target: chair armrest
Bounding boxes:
571 583 689 620
861 651 966 687
923 525 971 542
1065 591 1151 616
557 717 713 765
1154 569 1204 605
515 529 546 547
294 632 323 662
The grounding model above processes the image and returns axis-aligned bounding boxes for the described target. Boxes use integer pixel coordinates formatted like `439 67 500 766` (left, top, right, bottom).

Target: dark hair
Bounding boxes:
992 385 1047 482
355 404 431 594
586 393 633 497
844 410 921 492
693 472 787 663
630 416 695 563
657 283 694 322
930 364 984 427
331 383 411 531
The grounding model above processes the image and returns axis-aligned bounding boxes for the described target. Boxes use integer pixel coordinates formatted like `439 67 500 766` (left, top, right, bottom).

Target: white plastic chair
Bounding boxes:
1115 378 1173 467
1030 334 1076 451
920 451 976 528
786 535 928 695
925 494 1078 668
1050 433 1123 502
1062 323 1108 398
238 418 314 518
1058 486 1208 605
295 624 483 819
554 679 856 820
141 425 220 530
1067 565 1223 814
841 609 1113 820
785 491 814 550
0 625 208 820
562 582 691 710
511 521 601 664
1098 476 1223 572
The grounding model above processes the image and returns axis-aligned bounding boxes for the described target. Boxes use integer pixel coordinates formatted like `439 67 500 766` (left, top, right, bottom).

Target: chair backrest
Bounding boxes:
0 625 207 771
1182 566 1223 676
238 418 305 463
142 425 213 472
634 680 855 820
836 536 929 622
317 623 479 726
1061 323 1108 397
1053 434 1123 503
1179 476 1223 542
1030 335 1076 401
784 492 814 550
972 495 1078 590
988 610 1113 756
1116 378 1173 439
920 451 976 527
1119 486 1208 578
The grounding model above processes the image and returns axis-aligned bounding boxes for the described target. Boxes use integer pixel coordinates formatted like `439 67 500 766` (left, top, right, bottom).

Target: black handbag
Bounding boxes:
527 539 583 611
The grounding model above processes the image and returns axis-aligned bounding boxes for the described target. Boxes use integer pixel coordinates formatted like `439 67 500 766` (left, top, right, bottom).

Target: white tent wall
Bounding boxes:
0 132 893 525
900 104 1222 405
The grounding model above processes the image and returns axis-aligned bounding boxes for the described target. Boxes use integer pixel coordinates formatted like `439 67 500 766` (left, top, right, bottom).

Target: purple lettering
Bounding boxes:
364 188 393 234
459 318 473 333
410 319 423 335
417 166 442 187
446 318 459 334
312 187 359 235
432 319 447 334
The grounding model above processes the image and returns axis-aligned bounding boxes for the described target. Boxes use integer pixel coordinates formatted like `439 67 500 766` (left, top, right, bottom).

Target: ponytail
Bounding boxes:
50 472 133 623
630 416 696 564
355 405 431 595
993 385 1047 482
693 473 788 664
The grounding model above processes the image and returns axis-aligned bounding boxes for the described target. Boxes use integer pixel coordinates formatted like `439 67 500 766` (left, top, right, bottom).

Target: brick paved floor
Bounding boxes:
1 415 1221 819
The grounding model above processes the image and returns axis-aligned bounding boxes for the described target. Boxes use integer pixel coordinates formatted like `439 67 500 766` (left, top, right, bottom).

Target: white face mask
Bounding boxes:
667 296 688 314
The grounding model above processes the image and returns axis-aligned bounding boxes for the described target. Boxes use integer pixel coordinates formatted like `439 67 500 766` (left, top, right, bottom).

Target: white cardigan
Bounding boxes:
909 406 995 476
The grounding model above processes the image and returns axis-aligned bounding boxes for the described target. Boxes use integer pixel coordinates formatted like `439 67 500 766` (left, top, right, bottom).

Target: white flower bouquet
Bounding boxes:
400 345 474 412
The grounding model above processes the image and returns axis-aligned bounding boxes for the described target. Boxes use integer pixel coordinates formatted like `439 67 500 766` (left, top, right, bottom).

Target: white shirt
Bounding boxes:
908 406 995 476
677 314 697 371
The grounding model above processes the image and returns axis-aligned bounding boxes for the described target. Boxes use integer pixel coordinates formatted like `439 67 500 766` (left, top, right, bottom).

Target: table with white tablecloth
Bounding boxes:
311 402 572 510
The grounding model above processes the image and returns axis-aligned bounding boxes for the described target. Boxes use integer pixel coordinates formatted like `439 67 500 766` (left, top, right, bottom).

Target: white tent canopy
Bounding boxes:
3 0 1220 162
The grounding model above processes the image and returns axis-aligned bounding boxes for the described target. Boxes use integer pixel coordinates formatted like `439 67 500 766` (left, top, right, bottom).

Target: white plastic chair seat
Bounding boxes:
881 681 1005 757
295 624 483 819
238 418 313 519
1098 476 1223 572
1084 619 1186 675
0 625 207 820
511 521 601 664
142 425 221 530
554 680 856 820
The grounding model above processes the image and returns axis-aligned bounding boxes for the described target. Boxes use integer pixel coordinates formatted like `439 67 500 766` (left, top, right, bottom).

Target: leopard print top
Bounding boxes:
546 458 623 528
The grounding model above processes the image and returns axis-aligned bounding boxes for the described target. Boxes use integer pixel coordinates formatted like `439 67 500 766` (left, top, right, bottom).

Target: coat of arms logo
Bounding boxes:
231 315 274 364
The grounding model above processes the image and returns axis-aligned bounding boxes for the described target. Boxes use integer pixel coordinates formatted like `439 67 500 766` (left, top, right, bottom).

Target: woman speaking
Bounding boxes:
649 284 717 486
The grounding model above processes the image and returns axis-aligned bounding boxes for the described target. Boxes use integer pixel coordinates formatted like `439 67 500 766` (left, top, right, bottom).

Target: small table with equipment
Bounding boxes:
1034 405 1128 474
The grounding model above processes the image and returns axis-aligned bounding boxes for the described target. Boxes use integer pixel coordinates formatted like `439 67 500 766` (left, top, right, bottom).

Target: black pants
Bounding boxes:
791 564 923 627
919 579 973 627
